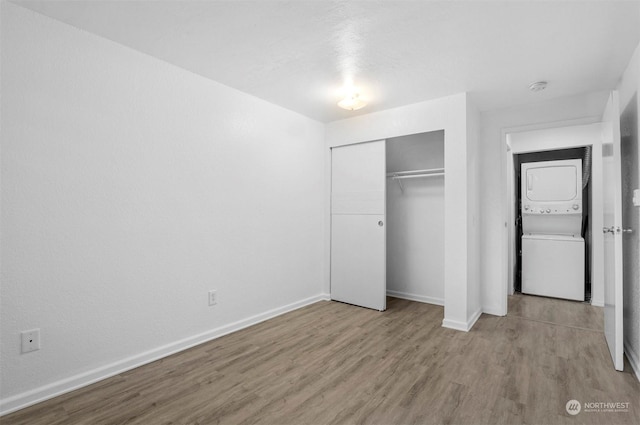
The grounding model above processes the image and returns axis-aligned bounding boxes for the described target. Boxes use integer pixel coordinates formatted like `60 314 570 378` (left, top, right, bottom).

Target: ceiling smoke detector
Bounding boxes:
529 81 548 92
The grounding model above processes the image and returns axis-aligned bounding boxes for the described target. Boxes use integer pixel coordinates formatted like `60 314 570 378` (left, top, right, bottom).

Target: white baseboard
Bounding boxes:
624 339 640 382
591 298 604 307
482 305 506 317
442 308 482 332
386 290 444 306
0 293 330 416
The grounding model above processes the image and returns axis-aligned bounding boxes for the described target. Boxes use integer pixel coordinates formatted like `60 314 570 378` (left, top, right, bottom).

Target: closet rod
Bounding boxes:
389 172 445 180
386 168 445 192
386 168 445 179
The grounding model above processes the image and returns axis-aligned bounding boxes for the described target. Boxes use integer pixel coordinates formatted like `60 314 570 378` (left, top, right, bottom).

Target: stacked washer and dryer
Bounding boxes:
521 159 585 301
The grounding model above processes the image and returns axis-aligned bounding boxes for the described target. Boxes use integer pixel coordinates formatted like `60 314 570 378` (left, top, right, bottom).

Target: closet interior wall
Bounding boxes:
386 131 445 305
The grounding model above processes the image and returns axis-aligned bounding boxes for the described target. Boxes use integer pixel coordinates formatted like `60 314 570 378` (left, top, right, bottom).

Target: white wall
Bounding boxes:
617 40 640 381
508 124 603 153
0 3 325 414
479 90 610 315
386 132 444 304
466 99 482 319
326 93 481 331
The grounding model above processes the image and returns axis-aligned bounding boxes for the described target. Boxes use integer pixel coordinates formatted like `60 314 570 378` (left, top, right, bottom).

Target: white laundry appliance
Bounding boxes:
521 159 585 301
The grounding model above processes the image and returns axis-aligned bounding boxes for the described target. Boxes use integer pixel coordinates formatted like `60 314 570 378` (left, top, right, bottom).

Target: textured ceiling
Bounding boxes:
13 0 640 123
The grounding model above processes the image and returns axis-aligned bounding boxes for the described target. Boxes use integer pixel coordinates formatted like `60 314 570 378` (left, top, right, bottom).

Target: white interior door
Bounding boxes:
331 140 386 311
601 91 624 371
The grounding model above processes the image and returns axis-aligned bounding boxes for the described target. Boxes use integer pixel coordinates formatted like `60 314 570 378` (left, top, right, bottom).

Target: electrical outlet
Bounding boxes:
21 329 40 353
208 290 217 306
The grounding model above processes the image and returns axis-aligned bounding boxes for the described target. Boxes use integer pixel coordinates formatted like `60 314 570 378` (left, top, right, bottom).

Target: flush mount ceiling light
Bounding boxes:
529 81 548 92
338 92 367 111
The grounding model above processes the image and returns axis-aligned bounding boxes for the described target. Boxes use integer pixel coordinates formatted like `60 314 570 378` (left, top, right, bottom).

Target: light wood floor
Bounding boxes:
3 295 639 425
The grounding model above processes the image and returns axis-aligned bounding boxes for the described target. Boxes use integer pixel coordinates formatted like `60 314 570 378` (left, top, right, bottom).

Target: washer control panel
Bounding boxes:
523 203 582 214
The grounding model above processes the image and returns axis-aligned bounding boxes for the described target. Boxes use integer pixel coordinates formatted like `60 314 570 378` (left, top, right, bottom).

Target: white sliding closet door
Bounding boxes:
331 140 386 311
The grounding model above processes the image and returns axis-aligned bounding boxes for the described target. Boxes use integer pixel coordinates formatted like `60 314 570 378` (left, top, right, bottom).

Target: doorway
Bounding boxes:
329 130 446 312
504 122 606 313
386 131 445 305
513 147 593 302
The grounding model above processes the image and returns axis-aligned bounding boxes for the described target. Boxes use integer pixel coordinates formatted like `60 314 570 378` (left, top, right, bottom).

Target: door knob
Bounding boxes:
378 221 384 227
603 227 614 234
623 228 633 234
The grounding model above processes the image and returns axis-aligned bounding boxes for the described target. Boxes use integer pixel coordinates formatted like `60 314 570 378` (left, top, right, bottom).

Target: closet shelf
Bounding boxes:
386 168 444 192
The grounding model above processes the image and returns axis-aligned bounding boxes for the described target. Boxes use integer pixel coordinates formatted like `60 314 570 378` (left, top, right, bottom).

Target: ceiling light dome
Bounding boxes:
338 93 367 111
529 81 548 92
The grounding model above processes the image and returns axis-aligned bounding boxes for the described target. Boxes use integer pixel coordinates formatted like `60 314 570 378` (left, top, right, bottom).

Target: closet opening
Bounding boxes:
386 130 445 306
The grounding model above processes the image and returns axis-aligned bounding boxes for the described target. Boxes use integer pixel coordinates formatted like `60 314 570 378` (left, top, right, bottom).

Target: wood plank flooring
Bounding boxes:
508 293 604 332
3 295 639 425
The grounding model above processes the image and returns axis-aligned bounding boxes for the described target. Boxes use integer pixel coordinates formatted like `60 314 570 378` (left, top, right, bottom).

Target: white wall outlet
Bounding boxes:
21 329 40 353
208 290 217 306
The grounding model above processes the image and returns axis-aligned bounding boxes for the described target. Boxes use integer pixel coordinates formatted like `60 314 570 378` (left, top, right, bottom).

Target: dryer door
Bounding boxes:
523 159 581 203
